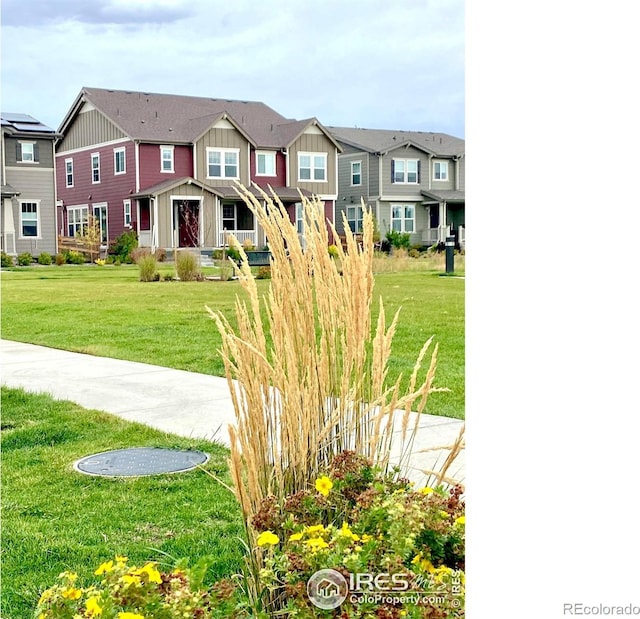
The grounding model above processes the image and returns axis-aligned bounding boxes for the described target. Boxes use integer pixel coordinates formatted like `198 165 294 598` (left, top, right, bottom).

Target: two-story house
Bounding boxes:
328 127 465 248
55 88 341 253
1 113 59 257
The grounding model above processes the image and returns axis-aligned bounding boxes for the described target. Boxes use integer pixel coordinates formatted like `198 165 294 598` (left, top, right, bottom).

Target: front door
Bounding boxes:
176 200 200 247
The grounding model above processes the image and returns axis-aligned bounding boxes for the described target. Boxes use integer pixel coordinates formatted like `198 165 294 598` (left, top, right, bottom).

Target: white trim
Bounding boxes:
433 160 449 182
284 147 289 186
390 203 416 234
160 145 174 173
18 199 41 239
205 147 240 180
170 194 204 248
297 151 328 183
392 157 419 184
316 194 338 201
18 141 36 163
350 160 362 186
135 141 140 191
56 137 129 156
92 202 108 243
52 140 59 249
123 199 132 227
91 152 100 184
192 143 197 179
113 147 126 175
66 204 89 237
65 158 74 188
380 195 422 202
255 150 276 176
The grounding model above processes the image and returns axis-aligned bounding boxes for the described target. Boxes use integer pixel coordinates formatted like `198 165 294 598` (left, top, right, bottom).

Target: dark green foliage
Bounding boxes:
108 229 138 263
17 252 33 266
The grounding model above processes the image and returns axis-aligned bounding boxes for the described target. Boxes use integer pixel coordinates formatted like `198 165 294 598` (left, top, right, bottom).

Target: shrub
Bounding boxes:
386 230 411 250
37 252 53 265
55 253 66 266
242 237 256 251
130 247 151 264
216 260 234 281
66 250 86 264
255 265 271 279
17 252 33 266
408 248 421 259
138 254 158 282
154 248 167 262
327 244 339 259
1 251 14 267
108 229 138 263
175 249 201 281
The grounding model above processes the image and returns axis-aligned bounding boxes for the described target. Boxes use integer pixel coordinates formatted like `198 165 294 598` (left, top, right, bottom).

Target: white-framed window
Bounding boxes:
114 147 126 175
256 151 276 176
351 161 362 186
93 203 108 243
160 145 174 173
123 199 132 227
207 147 239 179
392 158 419 184
346 205 363 233
18 141 37 163
433 160 449 181
391 204 415 233
298 152 327 182
68 205 88 237
295 202 304 234
20 201 40 237
65 158 74 187
91 153 100 183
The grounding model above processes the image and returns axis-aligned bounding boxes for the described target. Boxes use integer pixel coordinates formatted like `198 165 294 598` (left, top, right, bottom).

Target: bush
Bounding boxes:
108 229 138 263
386 230 411 250
1 252 14 267
408 248 421 259
130 247 151 264
175 250 201 281
138 254 159 282
17 252 33 266
66 250 86 264
55 253 66 266
256 265 271 279
242 238 256 251
327 244 339 259
154 248 167 262
37 252 53 265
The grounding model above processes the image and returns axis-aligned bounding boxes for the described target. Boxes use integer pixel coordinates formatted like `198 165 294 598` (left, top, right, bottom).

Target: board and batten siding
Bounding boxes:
289 132 336 196
4 136 55 168
57 108 126 153
335 152 371 235
380 145 432 197
195 126 250 187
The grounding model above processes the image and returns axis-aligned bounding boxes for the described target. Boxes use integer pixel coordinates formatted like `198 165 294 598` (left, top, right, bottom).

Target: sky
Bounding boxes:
0 0 464 137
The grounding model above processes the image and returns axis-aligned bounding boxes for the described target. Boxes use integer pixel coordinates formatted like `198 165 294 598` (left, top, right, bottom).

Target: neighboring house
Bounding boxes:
1 113 59 257
328 126 465 248
55 87 342 253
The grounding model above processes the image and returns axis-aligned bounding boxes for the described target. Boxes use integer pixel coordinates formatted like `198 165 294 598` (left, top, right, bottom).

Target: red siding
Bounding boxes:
138 143 193 189
55 141 137 241
250 150 286 190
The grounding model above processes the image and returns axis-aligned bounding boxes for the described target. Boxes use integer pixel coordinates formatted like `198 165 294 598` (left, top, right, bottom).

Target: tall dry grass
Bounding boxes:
208 186 463 609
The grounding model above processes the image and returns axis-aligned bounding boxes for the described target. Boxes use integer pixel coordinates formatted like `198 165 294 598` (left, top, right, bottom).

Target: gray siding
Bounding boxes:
457 157 465 191
368 152 380 197
58 109 126 152
335 152 372 235
378 200 428 247
5 136 55 168
289 133 337 195
381 145 431 197
430 157 455 191
195 127 250 187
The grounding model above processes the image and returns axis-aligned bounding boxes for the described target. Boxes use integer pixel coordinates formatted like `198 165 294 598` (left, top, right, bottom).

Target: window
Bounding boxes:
298 152 327 182
207 148 239 179
91 153 100 183
346 205 363 233
351 161 362 186
392 159 419 184
93 204 108 243
433 160 448 181
123 200 132 227
295 202 304 234
114 148 126 175
65 158 74 187
18 141 38 163
20 201 39 237
256 151 276 176
160 146 174 173
391 204 415 233
68 206 88 237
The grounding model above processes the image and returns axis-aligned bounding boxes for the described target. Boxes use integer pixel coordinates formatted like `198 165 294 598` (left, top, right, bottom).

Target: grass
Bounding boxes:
0 264 463 419
0 387 244 619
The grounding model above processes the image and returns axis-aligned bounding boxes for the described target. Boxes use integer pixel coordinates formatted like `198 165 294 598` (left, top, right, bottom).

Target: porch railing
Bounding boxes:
218 229 257 248
458 225 465 249
421 228 439 244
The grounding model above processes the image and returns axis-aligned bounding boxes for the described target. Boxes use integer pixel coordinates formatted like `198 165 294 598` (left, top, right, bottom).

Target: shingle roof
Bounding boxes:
1 112 58 137
327 126 464 157
421 189 465 203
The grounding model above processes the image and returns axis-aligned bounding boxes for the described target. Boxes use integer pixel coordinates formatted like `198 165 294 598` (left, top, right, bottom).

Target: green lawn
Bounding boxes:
0 265 464 418
0 387 244 619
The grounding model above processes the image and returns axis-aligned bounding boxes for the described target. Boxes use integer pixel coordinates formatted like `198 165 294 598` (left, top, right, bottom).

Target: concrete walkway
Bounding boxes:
1 339 464 484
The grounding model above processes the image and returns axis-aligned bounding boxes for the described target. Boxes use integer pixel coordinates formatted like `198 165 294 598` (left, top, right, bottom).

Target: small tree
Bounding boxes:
75 215 102 262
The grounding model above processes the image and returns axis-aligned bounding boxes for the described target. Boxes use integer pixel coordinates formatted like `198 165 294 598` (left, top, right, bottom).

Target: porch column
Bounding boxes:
438 201 449 242
2 198 17 255
151 197 158 252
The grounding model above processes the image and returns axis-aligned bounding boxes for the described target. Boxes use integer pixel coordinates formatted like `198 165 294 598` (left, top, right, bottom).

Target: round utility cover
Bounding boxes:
74 447 209 477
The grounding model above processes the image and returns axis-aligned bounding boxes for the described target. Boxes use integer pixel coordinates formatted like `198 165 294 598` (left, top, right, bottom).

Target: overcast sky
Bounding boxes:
0 0 464 137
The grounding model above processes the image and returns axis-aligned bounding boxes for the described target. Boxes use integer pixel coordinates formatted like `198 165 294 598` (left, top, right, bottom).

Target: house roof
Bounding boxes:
327 126 464 157
130 177 219 199
1 112 60 138
1 183 21 198
59 88 340 150
421 189 465 203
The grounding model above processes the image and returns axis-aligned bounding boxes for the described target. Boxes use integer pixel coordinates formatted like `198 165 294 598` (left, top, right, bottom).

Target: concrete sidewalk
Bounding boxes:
1 339 464 483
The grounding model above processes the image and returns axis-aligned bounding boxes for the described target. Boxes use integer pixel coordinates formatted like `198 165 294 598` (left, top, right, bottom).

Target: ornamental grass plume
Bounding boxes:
208 182 464 612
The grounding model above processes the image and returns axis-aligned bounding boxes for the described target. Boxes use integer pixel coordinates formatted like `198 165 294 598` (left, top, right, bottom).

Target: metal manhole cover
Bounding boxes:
74 447 209 477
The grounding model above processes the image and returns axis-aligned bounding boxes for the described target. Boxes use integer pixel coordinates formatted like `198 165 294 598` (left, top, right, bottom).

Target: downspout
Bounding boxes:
135 140 140 192
284 147 289 187
193 143 197 179
428 154 433 190
455 157 460 191
151 196 158 252
52 139 59 254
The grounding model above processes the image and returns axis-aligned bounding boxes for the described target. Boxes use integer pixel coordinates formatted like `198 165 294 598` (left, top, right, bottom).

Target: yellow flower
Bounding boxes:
95 561 114 575
288 532 304 542
115 555 128 565
122 574 141 585
419 486 434 495
339 522 359 541
315 475 333 497
306 537 329 551
85 597 103 617
305 524 325 535
117 614 145 619
135 563 162 584
38 589 54 605
439 510 450 519
360 534 373 543
412 553 435 573
455 515 465 526
61 587 82 600
59 571 78 582
256 531 280 547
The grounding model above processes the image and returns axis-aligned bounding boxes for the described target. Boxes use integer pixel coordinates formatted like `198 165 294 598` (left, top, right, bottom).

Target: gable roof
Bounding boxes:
58 88 340 150
1 112 59 138
327 126 464 157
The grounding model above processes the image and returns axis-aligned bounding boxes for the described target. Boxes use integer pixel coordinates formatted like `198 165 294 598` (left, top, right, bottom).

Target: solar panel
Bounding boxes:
12 122 54 132
1 113 36 123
